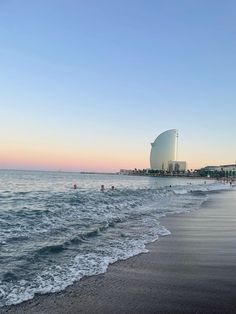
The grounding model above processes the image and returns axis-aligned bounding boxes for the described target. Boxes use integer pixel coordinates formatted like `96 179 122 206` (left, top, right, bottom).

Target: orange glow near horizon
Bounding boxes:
0 145 149 172
1 135 233 172
0 148 208 172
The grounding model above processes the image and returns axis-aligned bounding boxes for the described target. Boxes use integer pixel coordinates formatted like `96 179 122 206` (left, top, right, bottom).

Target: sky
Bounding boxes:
0 0 235 172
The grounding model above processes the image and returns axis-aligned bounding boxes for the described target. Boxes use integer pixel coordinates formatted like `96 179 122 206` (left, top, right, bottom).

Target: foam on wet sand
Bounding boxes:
3 189 236 314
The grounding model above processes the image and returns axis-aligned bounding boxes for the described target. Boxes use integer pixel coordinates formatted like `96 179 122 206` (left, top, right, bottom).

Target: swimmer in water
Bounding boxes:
111 185 115 191
101 185 105 192
73 184 77 189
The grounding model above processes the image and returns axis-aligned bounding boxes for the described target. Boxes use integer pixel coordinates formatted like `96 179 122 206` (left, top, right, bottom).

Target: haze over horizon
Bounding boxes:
1 1 236 172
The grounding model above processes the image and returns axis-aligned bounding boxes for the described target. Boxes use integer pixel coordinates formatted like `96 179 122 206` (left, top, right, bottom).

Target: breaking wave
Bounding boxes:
0 170 232 307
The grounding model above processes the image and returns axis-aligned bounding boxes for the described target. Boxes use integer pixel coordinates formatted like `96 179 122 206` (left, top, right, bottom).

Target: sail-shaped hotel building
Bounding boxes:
150 129 178 170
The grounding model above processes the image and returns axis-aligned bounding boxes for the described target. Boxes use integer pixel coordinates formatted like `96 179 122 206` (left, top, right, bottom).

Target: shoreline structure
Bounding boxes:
3 188 236 314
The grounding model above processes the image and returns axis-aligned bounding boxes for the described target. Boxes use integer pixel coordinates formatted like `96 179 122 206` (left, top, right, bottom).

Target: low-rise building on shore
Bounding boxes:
168 160 187 172
199 164 236 177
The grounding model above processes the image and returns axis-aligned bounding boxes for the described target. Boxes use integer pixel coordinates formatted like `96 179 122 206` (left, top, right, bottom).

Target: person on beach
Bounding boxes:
101 185 105 192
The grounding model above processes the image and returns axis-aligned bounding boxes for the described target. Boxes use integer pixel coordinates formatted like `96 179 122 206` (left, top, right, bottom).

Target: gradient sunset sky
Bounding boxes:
0 0 236 172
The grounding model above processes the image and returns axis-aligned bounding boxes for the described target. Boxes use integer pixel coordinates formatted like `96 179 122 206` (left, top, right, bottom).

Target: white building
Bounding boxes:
150 129 178 170
168 160 187 172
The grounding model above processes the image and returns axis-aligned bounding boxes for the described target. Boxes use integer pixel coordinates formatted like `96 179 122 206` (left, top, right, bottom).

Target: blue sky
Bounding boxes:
0 0 236 171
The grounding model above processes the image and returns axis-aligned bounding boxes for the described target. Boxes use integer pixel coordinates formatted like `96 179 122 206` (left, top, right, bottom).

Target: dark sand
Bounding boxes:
2 189 236 314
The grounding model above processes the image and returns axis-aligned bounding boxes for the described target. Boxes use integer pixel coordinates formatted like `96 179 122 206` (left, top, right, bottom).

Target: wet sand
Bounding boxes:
3 189 236 314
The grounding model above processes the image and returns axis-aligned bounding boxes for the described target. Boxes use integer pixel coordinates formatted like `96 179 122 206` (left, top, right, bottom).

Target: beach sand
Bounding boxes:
2 189 236 314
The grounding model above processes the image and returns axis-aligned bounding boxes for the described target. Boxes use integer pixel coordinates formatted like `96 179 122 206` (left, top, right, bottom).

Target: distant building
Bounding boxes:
200 164 236 177
203 166 221 172
150 129 187 171
120 169 133 175
150 129 178 170
168 160 187 172
220 164 236 172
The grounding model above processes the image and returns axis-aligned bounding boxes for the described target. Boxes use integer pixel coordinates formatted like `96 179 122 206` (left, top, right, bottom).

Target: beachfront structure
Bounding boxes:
168 160 187 172
150 129 178 170
220 164 236 172
120 169 133 175
201 164 236 177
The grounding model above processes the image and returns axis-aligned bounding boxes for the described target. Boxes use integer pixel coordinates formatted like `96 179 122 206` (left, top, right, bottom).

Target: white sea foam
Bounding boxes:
0 171 232 307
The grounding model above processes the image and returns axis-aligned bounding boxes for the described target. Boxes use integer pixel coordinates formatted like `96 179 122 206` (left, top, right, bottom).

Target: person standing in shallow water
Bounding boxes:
73 184 77 189
101 185 105 192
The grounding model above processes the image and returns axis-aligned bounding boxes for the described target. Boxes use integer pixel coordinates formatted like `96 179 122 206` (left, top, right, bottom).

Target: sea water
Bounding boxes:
0 170 230 307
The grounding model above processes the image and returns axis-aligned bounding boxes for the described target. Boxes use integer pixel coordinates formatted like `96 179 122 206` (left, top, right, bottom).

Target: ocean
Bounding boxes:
0 170 230 307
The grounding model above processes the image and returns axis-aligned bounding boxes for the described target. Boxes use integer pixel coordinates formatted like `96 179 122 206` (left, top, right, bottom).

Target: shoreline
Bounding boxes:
3 189 236 314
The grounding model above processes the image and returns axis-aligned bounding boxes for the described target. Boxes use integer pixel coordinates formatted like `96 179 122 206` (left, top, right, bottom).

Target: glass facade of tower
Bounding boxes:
150 129 177 170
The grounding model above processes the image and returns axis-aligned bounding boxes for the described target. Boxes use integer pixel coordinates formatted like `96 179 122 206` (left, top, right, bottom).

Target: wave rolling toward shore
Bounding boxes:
0 170 232 307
